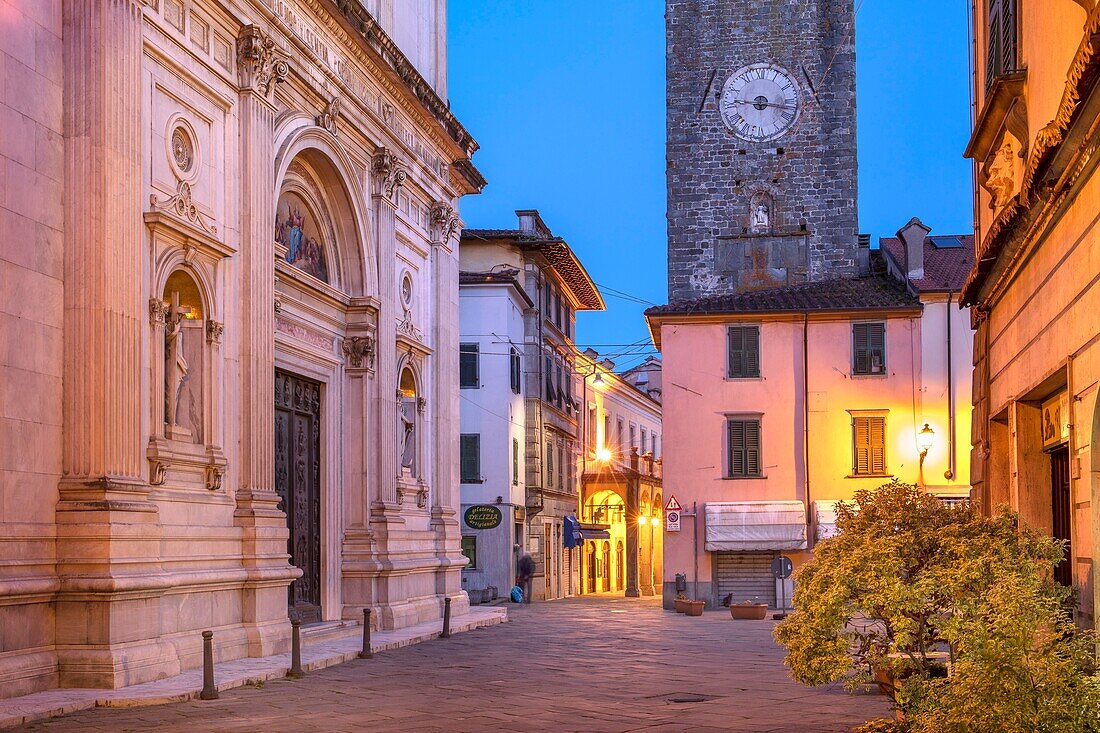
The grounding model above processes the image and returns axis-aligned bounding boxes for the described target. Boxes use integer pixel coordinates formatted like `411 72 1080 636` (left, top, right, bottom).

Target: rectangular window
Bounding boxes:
557 443 565 491
545 356 554 401
555 363 564 407
852 415 887 476
727 419 762 478
640 428 648 454
603 413 611 451
513 437 520 485
460 434 480 483
459 343 479 388
629 424 637 452
510 348 522 394
727 325 761 378
554 291 562 327
546 440 554 488
461 536 477 569
852 323 886 375
587 406 597 451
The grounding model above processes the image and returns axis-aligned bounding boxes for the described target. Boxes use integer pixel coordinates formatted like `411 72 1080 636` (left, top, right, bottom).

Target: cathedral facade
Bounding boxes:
0 0 482 697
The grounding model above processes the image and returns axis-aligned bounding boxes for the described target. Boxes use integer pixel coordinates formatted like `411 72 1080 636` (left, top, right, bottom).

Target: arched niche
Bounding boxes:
162 269 206 444
398 364 421 478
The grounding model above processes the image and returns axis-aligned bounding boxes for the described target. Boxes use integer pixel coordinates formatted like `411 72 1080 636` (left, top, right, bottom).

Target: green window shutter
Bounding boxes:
728 327 744 377
546 440 554 487
459 344 479 388
744 420 761 476
853 323 885 375
745 327 760 377
460 434 480 482
512 438 520 485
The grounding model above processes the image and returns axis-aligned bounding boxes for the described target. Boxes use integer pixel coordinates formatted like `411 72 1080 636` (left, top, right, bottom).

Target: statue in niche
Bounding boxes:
164 291 193 439
749 192 772 233
400 398 416 474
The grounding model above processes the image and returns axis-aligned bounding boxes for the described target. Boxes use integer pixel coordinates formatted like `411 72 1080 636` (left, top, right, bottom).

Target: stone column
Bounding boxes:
369 148 404 511
55 0 176 688
429 202 465 607
232 25 297 656
624 478 641 598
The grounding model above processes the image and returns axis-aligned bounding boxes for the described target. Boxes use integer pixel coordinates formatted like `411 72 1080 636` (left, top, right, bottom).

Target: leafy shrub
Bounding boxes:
774 480 1100 732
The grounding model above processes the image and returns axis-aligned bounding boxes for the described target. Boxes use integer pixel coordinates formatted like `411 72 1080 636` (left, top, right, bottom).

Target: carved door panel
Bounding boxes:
275 370 322 623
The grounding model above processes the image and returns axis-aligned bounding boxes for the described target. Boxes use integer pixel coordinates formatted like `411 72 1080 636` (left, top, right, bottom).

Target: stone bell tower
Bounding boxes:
666 0 860 301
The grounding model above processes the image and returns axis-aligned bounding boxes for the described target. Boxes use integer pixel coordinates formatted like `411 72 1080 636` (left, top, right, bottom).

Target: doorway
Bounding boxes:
275 370 323 623
1050 445 1072 586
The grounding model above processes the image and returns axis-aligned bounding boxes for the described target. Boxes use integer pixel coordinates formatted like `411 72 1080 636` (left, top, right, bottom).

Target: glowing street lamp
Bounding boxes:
917 423 935 466
650 516 660 527
592 371 604 387
637 514 648 526
595 446 612 463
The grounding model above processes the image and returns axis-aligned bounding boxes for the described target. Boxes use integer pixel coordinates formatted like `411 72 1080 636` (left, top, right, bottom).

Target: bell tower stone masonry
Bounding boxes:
666 0 859 301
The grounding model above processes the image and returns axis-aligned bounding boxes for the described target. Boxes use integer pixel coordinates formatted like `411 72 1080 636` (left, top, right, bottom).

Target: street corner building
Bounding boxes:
964 1 1100 626
649 0 975 608
0 0 485 698
457 211 608 602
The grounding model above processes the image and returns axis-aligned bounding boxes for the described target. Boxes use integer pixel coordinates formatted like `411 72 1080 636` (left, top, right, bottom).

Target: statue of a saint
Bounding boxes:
400 399 416 473
751 200 770 231
165 291 192 437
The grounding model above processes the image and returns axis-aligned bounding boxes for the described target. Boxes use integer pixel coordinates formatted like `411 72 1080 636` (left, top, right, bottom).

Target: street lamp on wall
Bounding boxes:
918 423 935 466
595 446 612 463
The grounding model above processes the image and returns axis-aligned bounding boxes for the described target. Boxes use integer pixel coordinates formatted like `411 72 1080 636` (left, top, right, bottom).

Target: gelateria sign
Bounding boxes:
464 505 503 530
1041 390 1070 450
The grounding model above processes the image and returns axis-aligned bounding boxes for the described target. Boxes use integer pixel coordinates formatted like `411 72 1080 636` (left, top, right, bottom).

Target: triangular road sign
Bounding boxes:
665 495 683 512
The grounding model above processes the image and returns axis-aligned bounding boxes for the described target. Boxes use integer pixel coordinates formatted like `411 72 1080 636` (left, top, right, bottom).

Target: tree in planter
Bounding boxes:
773 480 1099 732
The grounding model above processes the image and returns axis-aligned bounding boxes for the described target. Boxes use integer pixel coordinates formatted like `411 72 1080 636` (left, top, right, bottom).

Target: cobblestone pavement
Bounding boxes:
21 597 889 733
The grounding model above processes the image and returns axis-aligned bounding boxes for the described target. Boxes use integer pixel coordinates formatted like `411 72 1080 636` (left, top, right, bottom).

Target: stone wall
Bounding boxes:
666 0 859 301
0 0 64 699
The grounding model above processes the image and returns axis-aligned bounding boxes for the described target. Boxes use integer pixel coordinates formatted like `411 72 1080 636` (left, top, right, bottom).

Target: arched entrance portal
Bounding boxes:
272 136 371 624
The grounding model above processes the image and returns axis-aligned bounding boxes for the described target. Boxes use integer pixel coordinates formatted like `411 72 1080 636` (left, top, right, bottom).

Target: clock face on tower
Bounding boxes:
720 63 801 142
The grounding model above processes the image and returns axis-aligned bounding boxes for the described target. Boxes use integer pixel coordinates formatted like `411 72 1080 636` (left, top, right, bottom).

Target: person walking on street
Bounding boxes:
516 549 535 604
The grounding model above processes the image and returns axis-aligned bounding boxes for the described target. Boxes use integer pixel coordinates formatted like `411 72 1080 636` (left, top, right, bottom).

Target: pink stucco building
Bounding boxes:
646 222 974 607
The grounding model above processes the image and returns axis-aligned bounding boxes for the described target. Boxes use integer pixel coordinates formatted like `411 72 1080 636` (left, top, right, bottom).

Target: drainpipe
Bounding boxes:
945 292 956 481
804 312 813 549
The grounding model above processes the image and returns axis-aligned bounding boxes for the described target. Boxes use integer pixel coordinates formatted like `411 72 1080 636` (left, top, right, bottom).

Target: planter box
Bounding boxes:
685 600 705 616
674 598 689 613
729 603 768 620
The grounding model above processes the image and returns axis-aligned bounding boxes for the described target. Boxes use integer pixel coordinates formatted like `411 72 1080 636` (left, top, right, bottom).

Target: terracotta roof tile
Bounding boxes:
645 275 920 317
879 235 974 293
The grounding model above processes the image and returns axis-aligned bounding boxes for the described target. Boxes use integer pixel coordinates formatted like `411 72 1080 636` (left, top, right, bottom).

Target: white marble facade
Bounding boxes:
0 0 482 698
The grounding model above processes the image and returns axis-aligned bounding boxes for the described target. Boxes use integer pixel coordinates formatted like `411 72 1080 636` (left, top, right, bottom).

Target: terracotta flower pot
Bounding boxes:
729 603 768 620
685 600 705 616
674 598 689 613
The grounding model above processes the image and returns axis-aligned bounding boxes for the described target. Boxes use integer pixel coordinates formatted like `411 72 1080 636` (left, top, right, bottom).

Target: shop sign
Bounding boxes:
1041 391 1069 450
464 505 503 530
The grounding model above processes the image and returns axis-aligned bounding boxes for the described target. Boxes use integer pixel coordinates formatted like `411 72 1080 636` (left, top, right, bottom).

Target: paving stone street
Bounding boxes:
21 597 888 733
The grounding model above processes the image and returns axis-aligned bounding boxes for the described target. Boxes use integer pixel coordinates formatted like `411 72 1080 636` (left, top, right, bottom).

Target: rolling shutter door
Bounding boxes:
716 553 776 607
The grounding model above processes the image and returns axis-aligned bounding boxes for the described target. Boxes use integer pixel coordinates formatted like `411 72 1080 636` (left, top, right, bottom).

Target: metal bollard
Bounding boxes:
199 630 219 700
440 597 451 639
358 608 373 659
287 616 304 679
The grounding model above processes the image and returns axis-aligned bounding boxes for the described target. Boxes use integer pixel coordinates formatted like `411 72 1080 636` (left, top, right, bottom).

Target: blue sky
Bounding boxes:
448 0 973 369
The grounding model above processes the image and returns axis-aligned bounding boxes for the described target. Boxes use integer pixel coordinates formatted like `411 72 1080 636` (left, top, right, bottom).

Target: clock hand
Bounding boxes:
728 98 797 111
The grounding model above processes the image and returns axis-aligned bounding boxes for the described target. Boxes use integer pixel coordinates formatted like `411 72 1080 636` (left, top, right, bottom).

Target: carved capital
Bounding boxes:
316 96 341 134
150 461 167 486
149 297 168 326
237 25 289 99
371 145 407 200
206 319 223 344
430 200 460 243
205 465 223 491
341 334 376 370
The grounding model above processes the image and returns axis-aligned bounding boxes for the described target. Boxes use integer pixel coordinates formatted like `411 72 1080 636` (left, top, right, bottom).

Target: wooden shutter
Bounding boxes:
546 440 554 487
512 438 520 484
985 0 1016 90
545 357 554 400
852 416 886 475
869 417 886 474
510 348 521 394
853 323 885 374
728 419 761 477
460 434 480 482
728 327 744 377
745 327 760 377
459 344 478 387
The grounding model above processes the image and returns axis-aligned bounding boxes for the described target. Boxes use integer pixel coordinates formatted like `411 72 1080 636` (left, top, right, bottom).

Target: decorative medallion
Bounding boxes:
400 272 414 308
171 127 194 173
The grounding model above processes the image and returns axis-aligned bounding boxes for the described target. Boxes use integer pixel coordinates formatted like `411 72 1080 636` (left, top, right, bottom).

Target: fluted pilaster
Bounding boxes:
61 0 145 487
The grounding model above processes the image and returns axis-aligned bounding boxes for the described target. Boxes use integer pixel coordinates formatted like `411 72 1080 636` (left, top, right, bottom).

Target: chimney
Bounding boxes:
516 209 550 238
857 233 870 274
896 217 930 281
